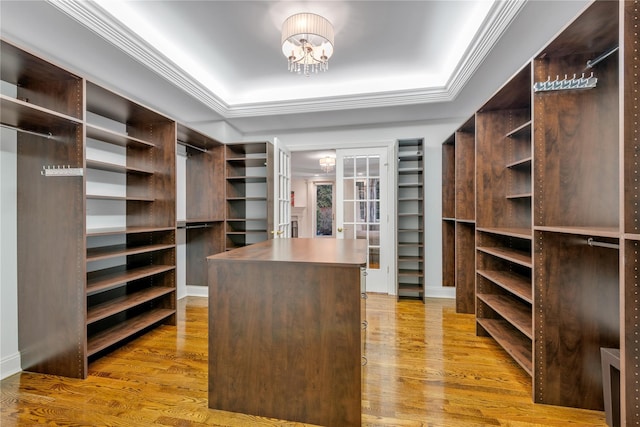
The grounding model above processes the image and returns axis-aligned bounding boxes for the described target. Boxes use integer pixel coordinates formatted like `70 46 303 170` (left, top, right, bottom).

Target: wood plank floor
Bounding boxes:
1 295 606 426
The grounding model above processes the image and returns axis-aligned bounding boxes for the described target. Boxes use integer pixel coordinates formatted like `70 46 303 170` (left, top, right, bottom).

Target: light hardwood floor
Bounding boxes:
1 295 606 426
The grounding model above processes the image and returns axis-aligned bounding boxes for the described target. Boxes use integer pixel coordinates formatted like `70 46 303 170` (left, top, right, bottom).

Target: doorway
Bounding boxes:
313 182 334 238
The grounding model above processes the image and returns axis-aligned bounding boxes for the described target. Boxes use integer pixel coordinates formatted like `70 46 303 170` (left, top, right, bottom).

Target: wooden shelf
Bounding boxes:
226 197 267 202
477 227 532 240
87 226 174 237
505 120 532 139
477 246 532 268
398 167 423 174
226 176 267 183
1 95 82 132
87 286 174 324
86 123 155 148
534 225 620 238
506 192 532 200
86 194 155 202
86 264 175 295
87 308 175 357
477 293 532 338
86 243 174 262
477 318 532 376
398 256 424 262
226 157 267 167
86 159 153 175
477 269 532 303
398 269 423 277
398 182 423 188
506 157 532 169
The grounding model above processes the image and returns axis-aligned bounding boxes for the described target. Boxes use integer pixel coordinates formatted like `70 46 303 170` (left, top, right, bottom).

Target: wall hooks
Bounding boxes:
533 72 598 92
41 165 84 177
586 237 619 250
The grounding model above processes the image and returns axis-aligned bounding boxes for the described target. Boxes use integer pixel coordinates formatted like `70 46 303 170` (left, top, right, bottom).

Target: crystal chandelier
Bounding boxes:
281 13 334 76
319 156 336 173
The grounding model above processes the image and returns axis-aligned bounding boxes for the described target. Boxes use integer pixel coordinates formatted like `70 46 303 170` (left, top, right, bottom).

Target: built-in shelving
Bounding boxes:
224 142 273 250
397 139 425 300
439 1 634 419
177 124 225 287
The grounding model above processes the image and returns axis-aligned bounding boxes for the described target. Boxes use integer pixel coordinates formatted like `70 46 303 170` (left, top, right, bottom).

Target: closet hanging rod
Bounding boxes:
177 139 207 153
586 237 619 250
585 46 619 70
1 123 53 140
185 224 211 230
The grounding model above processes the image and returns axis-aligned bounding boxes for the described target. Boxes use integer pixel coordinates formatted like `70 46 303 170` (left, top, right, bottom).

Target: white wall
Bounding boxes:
1 128 21 379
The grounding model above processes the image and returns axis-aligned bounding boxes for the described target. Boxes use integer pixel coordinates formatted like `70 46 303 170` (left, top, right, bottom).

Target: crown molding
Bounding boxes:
46 0 525 118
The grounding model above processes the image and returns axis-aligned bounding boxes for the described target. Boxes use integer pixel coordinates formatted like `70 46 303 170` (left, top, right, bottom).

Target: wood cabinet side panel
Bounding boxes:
208 261 361 427
17 128 87 378
534 232 620 410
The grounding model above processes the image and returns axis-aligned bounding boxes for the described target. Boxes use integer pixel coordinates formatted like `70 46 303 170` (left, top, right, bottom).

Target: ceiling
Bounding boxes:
0 1 589 139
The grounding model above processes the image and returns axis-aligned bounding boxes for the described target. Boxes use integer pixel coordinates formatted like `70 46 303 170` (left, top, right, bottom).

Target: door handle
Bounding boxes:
337 227 343 232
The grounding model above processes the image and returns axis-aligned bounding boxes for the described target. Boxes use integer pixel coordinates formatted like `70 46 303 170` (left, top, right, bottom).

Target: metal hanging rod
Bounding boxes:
1 123 53 140
587 237 619 250
585 46 619 70
185 224 212 230
177 139 207 153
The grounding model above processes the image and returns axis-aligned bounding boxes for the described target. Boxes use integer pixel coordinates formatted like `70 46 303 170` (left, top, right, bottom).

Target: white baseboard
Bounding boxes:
184 285 208 298
424 285 456 299
0 352 21 380
179 285 453 300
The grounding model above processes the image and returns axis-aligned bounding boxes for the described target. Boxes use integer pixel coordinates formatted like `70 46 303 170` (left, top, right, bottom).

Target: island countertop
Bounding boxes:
207 237 368 266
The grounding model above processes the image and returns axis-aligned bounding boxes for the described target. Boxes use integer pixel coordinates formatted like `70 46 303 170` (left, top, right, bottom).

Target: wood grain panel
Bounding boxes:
17 126 86 379
455 222 475 312
534 231 620 410
534 52 619 229
442 220 455 287
186 145 225 221
455 130 475 221
442 139 455 218
208 258 362 426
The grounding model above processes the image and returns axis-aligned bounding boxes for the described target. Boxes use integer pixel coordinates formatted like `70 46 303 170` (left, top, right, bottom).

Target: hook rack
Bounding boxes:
1 123 53 139
533 72 598 92
586 237 619 250
41 165 84 177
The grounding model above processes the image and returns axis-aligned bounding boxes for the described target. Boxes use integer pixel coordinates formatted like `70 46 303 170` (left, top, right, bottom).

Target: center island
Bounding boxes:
207 237 367 427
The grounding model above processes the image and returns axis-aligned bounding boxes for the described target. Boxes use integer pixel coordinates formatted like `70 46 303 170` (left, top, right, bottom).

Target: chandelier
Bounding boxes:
281 13 334 76
319 156 336 173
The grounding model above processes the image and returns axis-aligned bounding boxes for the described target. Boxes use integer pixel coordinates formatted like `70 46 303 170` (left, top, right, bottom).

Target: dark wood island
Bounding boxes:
207 238 367 427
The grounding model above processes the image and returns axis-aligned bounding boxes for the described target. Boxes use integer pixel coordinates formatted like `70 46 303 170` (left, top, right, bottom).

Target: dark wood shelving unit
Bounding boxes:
438 1 636 420
474 61 533 380
441 117 476 313
224 142 273 251
177 124 225 287
4 39 87 380
397 139 425 300
83 80 176 376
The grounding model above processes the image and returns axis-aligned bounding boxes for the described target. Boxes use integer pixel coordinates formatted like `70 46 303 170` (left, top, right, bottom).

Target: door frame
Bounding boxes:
289 140 397 295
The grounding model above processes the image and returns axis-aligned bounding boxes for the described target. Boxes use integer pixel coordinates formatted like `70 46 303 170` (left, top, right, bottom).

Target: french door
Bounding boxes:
336 147 391 293
273 137 291 238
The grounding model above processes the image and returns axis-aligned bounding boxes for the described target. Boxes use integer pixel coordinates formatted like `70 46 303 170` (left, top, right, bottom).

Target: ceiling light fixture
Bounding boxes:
319 156 336 173
281 13 334 77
